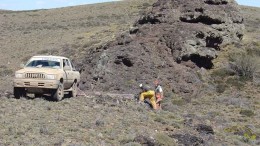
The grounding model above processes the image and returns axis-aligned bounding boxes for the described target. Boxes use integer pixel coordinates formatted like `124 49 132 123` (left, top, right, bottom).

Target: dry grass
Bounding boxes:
0 89 258 145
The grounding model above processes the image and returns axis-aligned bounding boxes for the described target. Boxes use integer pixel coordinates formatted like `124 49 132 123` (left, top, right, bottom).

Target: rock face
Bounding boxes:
78 0 244 97
137 0 244 64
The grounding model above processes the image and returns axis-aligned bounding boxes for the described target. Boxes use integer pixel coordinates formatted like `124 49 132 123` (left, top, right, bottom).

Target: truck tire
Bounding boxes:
14 87 26 99
35 94 43 98
52 83 64 101
69 82 77 98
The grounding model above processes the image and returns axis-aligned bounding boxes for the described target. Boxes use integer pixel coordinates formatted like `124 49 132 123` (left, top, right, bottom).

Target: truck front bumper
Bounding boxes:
13 79 59 89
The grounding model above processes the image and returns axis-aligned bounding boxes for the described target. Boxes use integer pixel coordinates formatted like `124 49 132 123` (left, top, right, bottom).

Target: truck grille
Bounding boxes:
23 82 45 87
25 73 45 79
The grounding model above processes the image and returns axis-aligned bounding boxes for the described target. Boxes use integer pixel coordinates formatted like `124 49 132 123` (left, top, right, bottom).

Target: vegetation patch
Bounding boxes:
224 125 257 142
246 42 260 56
154 116 168 125
0 69 13 77
211 68 235 78
229 53 260 80
155 133 177 146
240 109 255 117
171 133 204 146
133 135 155 145
226 77 246 90
123 142 141 146
171 99 186 106
216 83 227 93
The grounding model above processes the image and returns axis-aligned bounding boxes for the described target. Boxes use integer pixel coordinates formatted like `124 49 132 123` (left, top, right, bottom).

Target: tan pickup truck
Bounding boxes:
13 55 80 101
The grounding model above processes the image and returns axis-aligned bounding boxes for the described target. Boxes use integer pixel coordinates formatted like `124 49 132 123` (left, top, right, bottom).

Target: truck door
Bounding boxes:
63 59 73 88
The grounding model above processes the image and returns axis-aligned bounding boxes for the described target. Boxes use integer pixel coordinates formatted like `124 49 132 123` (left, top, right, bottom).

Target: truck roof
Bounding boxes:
31 55 69 60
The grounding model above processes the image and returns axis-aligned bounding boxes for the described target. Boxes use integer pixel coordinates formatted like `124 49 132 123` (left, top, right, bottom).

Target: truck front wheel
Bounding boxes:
14 87 26 99
52 83 64 101
35 94 43 98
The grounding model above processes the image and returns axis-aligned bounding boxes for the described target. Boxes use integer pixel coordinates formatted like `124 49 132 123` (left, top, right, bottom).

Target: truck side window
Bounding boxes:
63 59 66 67
63 59 72 70
69 59 76 70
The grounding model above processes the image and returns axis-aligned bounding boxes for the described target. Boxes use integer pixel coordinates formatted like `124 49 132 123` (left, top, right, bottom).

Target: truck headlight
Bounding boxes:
46 74 56 80
15 73 23 78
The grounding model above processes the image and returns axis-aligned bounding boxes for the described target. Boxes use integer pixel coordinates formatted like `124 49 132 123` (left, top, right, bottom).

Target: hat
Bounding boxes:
140 84 150 91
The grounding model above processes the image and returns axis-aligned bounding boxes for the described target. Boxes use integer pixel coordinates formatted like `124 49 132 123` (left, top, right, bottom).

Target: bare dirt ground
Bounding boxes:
0 0 259 145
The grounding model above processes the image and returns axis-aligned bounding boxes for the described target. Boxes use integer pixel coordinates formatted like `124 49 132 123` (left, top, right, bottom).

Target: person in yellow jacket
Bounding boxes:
139 84 157 110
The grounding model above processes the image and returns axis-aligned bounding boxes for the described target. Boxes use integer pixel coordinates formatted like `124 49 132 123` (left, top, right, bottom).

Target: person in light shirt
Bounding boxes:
154 80 164 109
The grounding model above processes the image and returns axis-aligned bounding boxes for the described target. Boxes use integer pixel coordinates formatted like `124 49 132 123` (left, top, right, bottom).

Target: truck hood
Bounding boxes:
16 67 63 74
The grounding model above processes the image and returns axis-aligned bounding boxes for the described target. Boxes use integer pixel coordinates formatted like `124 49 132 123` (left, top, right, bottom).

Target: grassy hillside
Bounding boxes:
0 0 156 91
0 1 259 145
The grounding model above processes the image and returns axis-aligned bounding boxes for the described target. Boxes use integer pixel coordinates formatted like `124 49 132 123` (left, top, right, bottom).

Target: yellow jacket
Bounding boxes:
139 90 157 109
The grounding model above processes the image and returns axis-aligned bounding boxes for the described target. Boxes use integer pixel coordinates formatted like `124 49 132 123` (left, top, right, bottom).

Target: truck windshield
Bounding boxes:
26 60 61 69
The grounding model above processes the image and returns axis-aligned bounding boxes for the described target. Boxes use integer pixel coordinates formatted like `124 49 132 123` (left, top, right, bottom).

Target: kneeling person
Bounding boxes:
139 84 157 110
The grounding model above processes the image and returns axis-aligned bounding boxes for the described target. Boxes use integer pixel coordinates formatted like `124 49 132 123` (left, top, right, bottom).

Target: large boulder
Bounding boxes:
136 0 244 63
78 0 244 97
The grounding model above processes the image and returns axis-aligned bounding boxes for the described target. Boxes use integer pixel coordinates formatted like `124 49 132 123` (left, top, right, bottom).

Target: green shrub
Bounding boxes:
155 133 177 146
82 40 100 48
226 78 245 90
247 42 260 56
171 99 185 106
229 53 259 79
211 68 235 78
216 84 227 93
154 116 167 124
0 65 7 69
142 3 151 9
240 109 255 117
224 125 257 142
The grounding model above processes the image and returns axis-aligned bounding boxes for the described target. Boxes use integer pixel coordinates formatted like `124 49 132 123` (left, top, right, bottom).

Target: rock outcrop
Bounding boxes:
78 0 244 97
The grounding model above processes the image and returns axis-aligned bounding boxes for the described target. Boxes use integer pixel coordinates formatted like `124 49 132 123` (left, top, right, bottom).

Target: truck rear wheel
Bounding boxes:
69 82 77 98
52 83 64 101
14 87 26 99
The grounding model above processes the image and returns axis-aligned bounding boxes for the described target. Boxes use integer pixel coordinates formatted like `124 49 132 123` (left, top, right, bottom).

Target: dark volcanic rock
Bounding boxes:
196 124 214 135
78 0 244 97
172 133 204 146
138 0 244 60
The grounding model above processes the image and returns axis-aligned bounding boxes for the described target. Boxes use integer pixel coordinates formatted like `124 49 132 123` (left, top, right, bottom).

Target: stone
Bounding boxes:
196 124 215 135
171 133 204 146
78 0 244 99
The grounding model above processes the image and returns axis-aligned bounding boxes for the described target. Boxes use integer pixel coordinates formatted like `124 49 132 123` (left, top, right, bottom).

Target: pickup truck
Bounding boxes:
13 55 80 101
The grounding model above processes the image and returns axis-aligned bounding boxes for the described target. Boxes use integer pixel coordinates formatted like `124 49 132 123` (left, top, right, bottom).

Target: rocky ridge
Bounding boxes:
78 0 244 97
